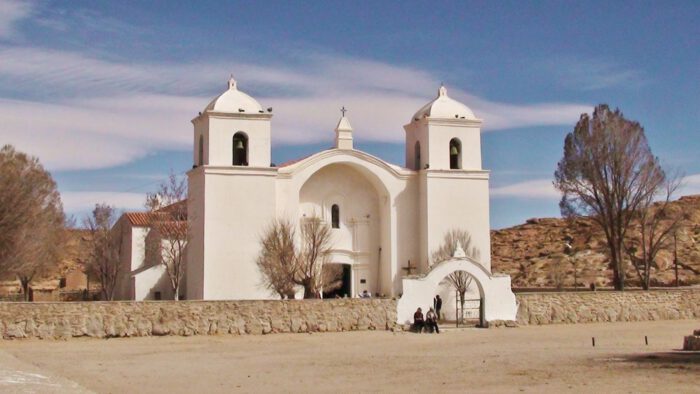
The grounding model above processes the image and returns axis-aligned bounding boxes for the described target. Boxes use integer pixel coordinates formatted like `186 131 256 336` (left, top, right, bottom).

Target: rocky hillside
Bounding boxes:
491 195 700 288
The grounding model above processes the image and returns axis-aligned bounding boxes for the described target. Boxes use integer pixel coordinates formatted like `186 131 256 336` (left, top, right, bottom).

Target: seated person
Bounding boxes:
361 290 371 298
426 307 440 334
412 307 425 333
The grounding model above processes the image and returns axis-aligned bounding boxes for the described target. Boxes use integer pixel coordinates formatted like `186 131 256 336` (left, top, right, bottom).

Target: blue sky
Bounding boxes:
0 0 698 228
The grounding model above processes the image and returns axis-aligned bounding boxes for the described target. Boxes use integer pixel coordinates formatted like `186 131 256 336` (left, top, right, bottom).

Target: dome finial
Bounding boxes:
438 83 447 97
228 74 237 90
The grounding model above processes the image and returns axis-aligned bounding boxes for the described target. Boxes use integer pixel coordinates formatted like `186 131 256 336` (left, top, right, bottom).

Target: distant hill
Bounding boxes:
491 195 700 288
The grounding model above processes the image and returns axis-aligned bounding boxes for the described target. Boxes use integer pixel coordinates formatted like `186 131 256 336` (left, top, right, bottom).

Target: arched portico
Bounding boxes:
277 149 417 297
396 256 517 325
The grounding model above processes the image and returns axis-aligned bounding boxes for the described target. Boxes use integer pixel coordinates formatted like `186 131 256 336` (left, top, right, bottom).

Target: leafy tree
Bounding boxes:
554 105 665 290
0 145 66 300
84 204 121 301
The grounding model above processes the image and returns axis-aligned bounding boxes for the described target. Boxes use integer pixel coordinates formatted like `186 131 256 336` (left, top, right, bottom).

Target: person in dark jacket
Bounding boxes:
413 307 425 333
433 295 443 321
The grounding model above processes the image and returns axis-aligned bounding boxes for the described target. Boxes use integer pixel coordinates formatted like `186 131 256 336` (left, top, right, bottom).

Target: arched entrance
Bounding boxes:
437 270 483 326
299 163 384 297
321 263 352 298
396 256 517 326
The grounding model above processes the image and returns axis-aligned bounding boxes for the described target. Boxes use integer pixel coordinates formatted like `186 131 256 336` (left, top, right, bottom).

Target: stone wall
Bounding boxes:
0 298 397 340
516 289 700 325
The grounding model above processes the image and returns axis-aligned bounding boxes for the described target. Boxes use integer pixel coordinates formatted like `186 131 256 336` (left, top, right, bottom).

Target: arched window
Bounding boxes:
331 204 340 229
198 135 204 166
232 132 248 166
414 141 421 170
449 138 462 169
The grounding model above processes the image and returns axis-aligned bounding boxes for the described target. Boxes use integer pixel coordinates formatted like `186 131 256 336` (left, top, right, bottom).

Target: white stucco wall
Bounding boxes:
133 264 173 301
396 258 517 325
200 167 278 300
178 81 499 303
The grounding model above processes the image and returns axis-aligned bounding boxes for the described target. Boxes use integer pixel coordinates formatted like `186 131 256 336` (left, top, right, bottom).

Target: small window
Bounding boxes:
331 204 340 229
449 138 462 169
414 141 421 170
198 135 204 166
232 132 248 166
154 291 162 300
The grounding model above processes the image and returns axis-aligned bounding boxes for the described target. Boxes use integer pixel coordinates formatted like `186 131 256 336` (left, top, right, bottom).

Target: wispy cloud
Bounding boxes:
490 173 700 201
0 0 34 39
537 57 647 91
0 45 592 170
491 179 559 200
61 191 146 214
679 173 700 196
0 2 592 171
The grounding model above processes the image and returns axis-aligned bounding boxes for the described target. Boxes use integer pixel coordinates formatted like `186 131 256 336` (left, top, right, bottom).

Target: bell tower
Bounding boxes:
404 85 491 272
192 76 272 168
404 85 483 171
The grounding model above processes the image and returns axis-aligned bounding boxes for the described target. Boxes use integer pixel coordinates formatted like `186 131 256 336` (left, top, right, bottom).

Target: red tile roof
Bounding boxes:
125 212 152 226
124 199 188 226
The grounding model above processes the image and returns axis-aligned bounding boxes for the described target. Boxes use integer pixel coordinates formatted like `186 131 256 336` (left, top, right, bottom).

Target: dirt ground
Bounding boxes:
0 320 698 393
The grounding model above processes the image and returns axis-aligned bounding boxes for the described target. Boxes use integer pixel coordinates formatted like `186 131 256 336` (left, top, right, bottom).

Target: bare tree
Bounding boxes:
444 271 473 315
256 218 298 299
554 105 666 290
145 171 188 300
295 216 333 299
432 229 480 314
256 215 335 299
549 256 567 290
84 204 122 300
0 145 66 300
430 228 480 265
624 174 683 289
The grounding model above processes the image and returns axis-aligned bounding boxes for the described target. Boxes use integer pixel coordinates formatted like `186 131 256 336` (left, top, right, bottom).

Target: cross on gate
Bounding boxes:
402 260 416 276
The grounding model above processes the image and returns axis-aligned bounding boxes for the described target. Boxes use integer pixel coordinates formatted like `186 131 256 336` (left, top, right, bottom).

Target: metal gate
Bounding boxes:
455 291 484 327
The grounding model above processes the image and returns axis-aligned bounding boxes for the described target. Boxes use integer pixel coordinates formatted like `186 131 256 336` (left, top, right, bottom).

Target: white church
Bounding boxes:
115 76 496 305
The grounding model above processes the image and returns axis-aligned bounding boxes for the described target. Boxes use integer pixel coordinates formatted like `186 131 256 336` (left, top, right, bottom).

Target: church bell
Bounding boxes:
450 145 459 156
235 140 245 150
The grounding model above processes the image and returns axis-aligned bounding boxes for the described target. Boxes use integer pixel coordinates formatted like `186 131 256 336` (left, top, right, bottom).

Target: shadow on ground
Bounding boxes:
619 351 700 367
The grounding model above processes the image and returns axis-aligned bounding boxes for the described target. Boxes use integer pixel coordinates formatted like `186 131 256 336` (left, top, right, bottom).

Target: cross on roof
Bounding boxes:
402 260 416 276
340 106 347 117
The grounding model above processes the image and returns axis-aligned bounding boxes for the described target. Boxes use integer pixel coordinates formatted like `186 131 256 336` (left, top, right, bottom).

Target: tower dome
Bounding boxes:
412 85 476 121
204 76 265 114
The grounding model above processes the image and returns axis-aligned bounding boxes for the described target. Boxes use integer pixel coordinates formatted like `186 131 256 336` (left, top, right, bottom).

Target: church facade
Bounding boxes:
184 77 491 300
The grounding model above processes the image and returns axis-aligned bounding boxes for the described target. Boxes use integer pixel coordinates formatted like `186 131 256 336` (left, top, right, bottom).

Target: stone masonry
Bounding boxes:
0 298 397 340
516 288 700 325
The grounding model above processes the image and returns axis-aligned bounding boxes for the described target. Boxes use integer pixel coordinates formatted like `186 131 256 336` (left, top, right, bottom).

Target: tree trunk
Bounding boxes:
303 286 315 299
20 277 30 302
611 246 625 291
173 284 179 301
